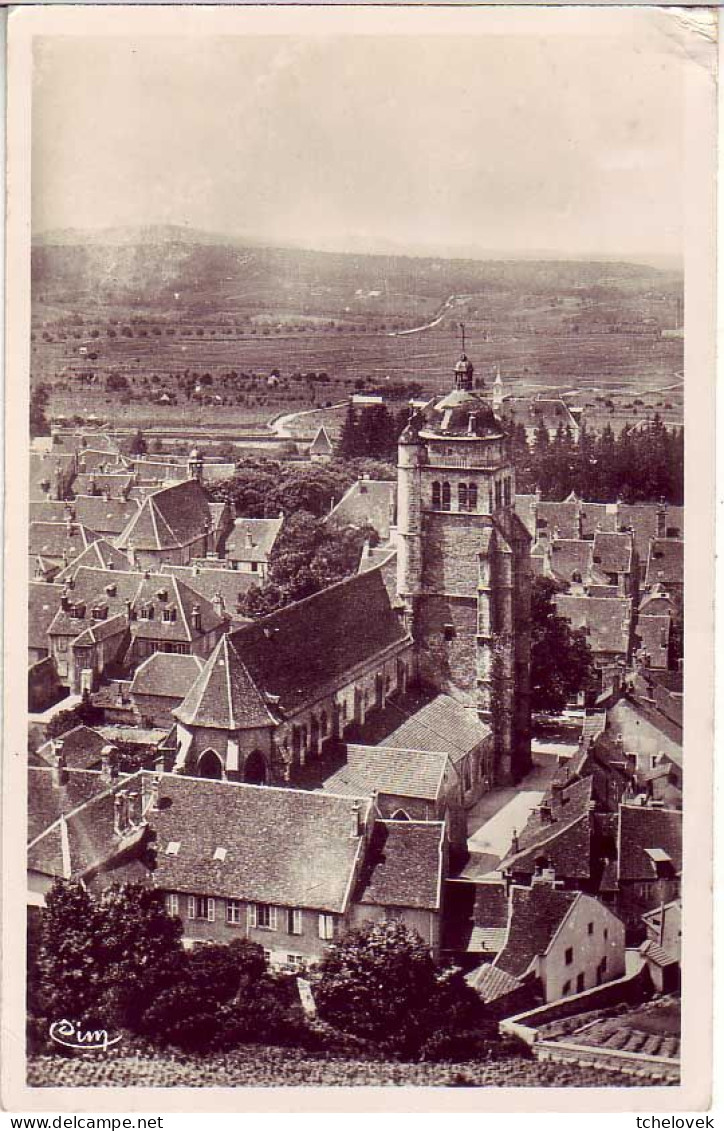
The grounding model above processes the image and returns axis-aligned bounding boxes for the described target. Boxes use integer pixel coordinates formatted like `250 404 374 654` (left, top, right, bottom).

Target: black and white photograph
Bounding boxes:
1 3 716 1111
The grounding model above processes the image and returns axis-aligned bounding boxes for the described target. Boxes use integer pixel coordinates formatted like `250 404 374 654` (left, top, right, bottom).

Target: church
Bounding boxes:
164 349 532 790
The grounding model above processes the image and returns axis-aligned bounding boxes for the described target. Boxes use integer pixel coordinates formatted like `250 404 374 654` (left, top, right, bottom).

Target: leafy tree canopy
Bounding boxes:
530 576 595 714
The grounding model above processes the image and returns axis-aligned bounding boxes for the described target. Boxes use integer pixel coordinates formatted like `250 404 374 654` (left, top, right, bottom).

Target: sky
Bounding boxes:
32 16 686 261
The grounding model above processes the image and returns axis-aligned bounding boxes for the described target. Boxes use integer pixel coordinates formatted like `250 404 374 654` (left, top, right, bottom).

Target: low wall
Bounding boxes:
535 1038 679 1083
500 967 652 1043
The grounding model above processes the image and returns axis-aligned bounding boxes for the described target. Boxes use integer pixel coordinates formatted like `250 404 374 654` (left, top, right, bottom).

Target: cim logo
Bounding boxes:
49 1019 122 1053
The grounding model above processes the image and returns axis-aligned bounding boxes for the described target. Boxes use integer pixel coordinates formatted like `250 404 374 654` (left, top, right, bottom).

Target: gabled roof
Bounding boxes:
635 615 670 669
382 695 491 763
310 425 334 455
323 744 451 802
616 504 661 558
639 584 675 616
617 803 682 882
72 473 134 499
499 777 594 879
29 452 76 501
536 501 580 540
328 479 396 541
47 567 225 643
592 531 633 575
29 500 73 524
223 567 409 717
473 880 509 928
645 539 683 590
174 634 276 730
555 594 632 656
70 495 140 536
223 516 283 563
29 521 98 562
35 726 108 771
495 885 580 978
355 820 444 910
27 765 107 844
147 774 373 912
158 565 255 619
77 449 125 473
580 502 618 538
28 582 64 651
117 480 212 552
549 539 593 584
54 540 131 582
129 652 204 699
468 962 524 1003
71 613 129 648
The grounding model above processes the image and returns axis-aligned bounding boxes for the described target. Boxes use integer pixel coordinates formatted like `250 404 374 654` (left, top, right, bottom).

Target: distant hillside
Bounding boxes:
31 225 682 320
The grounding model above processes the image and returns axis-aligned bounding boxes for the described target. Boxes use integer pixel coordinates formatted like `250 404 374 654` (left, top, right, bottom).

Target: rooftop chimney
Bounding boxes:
113 790 130 837
50 743 68 788
538 800 554 824
350 801 363 838
191 604 202 631
212 592 225 619
100 743 119 784
143 772 162 815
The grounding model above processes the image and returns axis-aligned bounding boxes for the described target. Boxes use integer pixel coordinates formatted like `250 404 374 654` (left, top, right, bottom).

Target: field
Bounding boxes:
31 231 684 438
27 1047 653 1088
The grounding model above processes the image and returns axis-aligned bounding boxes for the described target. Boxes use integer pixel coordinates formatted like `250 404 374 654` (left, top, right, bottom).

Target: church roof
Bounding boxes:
130 653 205 700
173 634 276 730
382 694 491 763
418 389 504 441
323 744 451 801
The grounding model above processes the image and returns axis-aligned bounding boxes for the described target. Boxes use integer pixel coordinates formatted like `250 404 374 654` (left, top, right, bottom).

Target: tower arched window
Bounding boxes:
432 481 441 509
458 483 468 510
468 483 478 510
442 482 451 511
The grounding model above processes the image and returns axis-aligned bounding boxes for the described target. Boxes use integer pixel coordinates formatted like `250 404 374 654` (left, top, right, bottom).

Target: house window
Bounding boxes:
253 903 277 931
288 908 303 936
603 928 609 941
191 895 215 922
251 562 258 572
468 483 478 509
562 980 572 996
441 482 451 510
587 922 594 936
226 900 241 926
600 955 608 976
564 947 574 966
318 914 335 941
458 483 468 510
286 954 305 970
444 623 455 642
576 972 585 994
432 482 441 509
165 893 179 917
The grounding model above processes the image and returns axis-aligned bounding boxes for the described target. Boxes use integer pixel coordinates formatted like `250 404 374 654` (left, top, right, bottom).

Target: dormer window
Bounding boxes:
162 606 177 623
165 841 181 855
140 604 154 621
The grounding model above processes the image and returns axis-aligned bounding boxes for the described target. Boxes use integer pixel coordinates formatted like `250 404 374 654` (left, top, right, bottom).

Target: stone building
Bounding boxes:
396 354 532 784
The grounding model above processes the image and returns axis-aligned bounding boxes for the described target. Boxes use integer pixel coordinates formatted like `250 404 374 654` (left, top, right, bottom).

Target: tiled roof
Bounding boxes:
549 539 593 584
355 820 444 910
639 585 675 616
77 449 125 473
310 426 334 455
382 695 491 763
592 531 633 575
130 653 204 699
54 540 131 582
117 480 212 552
555 594 632 656
580 502 618 538
174 634 276 730
148 775 372 912
323 744 450 801
536 501 580 540
29 500 73 524
29 521 98 562
71 495 140 536
27 765 107 843
224 567 410 716
29 452 76 501
635 615 670 668
494 885 579 978
639 939 678 967
47 568 225 643
328 479 396 541
71 613 129 648
617 803 682 882
72 473 134 499
499 777 594 879
224 516 283 563
36 726 108 771
28 582 64 651
468 962 524 1003
159 564 256 617
645 540 683 590
663 506 684 540
473 880 509 928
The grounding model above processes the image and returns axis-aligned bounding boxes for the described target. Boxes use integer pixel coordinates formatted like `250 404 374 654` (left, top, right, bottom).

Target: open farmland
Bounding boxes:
31 229 684 434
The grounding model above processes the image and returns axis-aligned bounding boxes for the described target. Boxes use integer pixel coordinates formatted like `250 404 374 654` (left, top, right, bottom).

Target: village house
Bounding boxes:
554 594 633 692
29 521 99 580
27 769 448 963
601 801 682 940
222 515 284 581
469 879 626 1007
639 899 681 991
308 425 334 463
328 478 396 542
644 539 683 616
72 472 135 499
159 564 255 624
116 479 234 570
29 451 77 503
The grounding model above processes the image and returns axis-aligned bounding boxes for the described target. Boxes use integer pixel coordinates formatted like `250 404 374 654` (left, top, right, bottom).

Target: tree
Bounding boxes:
30 384 50 438
315 920 484 1059
530 577 595 713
